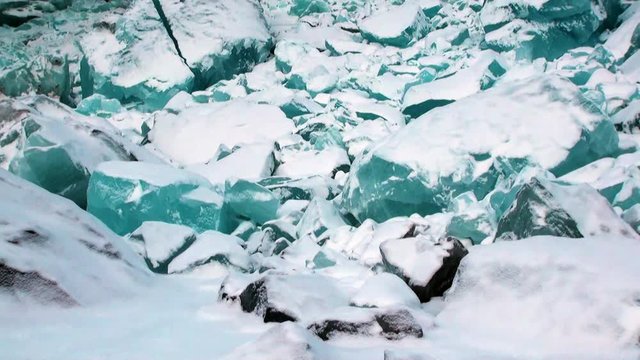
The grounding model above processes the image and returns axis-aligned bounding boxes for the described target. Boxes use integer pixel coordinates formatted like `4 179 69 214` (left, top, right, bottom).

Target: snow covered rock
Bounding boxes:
87 161 223 235
436 236 640 357
343 75 619 222
307 307 423 340
167 231 251 273
0 95 157 208
380 236 468 302
0 168 148 306
148 99 295 165
495 178 639 241
350 272 421 308
127 221 196 274
236 273 349 322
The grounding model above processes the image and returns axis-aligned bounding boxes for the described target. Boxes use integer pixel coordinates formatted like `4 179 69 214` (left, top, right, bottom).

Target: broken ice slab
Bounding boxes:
495 178 639 241
80 0 272 111
220 179 281 233
148 99 294 165
1 95 158 208
156 0 273 89
560 152 640 207
446 192 496 245
296 197 349 239
402 50 508 118
87 161 223 236
481 0 614 60
343 76 618 223
359 2 430 48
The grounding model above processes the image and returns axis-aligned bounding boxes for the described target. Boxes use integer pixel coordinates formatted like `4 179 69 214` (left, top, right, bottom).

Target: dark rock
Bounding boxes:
381 236 468 302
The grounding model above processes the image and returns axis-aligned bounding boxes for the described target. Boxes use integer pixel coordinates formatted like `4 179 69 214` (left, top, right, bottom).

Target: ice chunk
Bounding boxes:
604 2 640 61
0 168 148 306
127 221 196 274
359 3 430 48
167 231 251 273
380 236 468 302
436 236 640 357
350 272 421 308
297 197 349 239
221 179 281 232
148 99 294 165
343 76 618 222
402 51 507 118
258 176 340 202
495 178 639 241
87 161 223 235
156 0 272 89
481 0 608 60
1 95 157 208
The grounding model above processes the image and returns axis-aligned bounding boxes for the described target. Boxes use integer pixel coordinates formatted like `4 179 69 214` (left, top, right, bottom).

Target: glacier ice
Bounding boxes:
87 161 223 235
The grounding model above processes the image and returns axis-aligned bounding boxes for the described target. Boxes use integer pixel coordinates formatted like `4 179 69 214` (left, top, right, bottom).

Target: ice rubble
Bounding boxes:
2 0 640 359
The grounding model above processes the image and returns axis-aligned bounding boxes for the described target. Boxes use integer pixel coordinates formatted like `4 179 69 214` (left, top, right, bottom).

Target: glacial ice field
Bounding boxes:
1 0 640 359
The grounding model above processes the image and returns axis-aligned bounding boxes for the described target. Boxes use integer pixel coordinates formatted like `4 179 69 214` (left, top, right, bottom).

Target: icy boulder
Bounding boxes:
148 100 295 165
359 2 430 48
380 236 468 302
127 221 196 274
495 178 639 241
0 95 157 208
234 273 349 322
436 236 640 357
343 75 618 222
481 0 611 60
167 231 252 273
0 168 148 306
87 161 223 236
603 2 640 61
307 307 424 341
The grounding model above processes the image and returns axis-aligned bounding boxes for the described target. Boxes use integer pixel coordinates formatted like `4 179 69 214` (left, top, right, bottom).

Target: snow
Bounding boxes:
350 272 421 308
380 237 451 287
188 143 275 184
434 236 640 358
129 221 196 269
276 146 349 178
149 99 295 165
359 3 424 40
